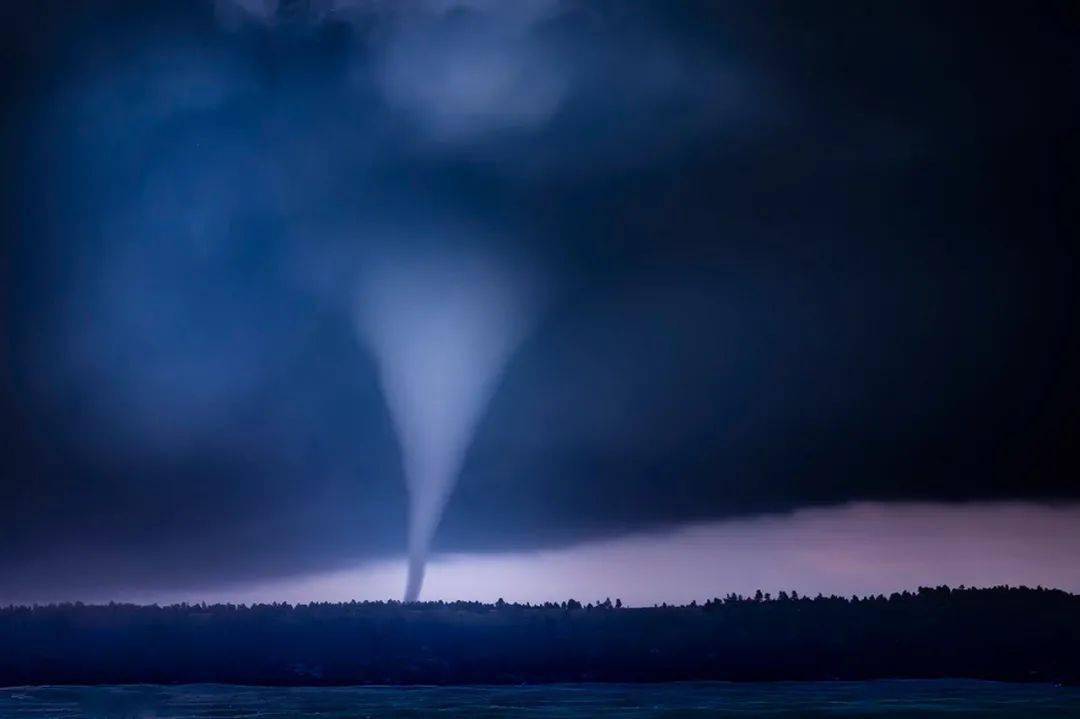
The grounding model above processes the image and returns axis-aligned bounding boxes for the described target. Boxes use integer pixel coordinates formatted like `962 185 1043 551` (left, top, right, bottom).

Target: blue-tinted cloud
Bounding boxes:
1 0 1077 600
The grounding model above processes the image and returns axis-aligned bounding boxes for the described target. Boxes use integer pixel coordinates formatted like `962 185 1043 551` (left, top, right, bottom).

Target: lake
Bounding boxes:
2 681 1080 717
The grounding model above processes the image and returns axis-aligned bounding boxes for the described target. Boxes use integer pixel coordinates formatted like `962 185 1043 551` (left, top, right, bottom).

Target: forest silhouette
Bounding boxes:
2 586 1078 686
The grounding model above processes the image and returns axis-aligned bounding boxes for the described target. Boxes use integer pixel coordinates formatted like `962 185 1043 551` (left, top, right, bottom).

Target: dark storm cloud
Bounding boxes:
1 1 1078 597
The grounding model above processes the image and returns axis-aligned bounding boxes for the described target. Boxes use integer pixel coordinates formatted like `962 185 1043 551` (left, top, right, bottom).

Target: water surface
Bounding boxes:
2 680 1079 718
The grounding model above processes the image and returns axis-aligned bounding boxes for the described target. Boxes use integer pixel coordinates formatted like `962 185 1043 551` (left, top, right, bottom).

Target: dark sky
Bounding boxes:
1 0 1078 600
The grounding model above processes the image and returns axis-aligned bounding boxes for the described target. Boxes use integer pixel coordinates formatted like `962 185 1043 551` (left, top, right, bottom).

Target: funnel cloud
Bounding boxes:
355 252 541 600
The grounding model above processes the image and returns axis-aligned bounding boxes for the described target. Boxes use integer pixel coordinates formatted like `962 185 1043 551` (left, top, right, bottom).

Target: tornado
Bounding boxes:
355 252 539 602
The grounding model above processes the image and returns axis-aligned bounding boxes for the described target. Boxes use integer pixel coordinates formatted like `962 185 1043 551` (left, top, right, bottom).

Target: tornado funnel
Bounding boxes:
355 252 539 601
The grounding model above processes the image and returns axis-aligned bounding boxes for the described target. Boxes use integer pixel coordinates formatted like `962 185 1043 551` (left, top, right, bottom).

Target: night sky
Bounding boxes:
1 0 1078 604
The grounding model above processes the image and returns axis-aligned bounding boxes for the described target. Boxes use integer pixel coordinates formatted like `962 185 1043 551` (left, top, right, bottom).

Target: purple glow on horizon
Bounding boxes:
84 501 1080 608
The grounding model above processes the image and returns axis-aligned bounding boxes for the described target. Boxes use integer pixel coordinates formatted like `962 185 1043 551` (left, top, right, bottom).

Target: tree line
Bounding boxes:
2 585 1078 685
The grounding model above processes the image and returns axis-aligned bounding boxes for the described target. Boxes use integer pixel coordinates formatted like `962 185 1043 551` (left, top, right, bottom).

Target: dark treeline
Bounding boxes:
2 586 1079 686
